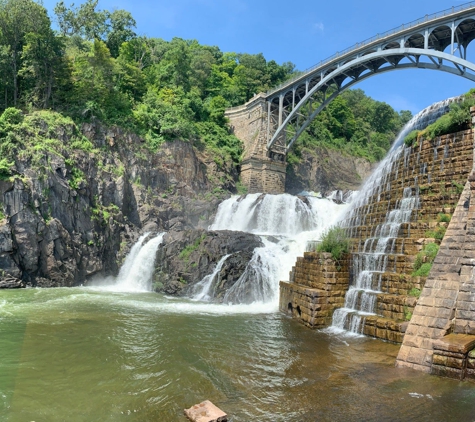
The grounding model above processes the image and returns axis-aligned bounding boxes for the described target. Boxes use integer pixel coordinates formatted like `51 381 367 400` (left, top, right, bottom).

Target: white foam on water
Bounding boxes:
207 193 351 305
90 233 165 293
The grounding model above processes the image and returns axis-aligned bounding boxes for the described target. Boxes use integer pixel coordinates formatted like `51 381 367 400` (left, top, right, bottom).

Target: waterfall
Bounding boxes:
115 232 151 282
330 98 454 334
333 187 419 333
192 254 231 301
114 233 165 292
211 193 326 235
206 193 350 304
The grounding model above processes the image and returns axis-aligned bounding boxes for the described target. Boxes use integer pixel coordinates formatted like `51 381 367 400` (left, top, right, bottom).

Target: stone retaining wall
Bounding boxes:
279 252 350 328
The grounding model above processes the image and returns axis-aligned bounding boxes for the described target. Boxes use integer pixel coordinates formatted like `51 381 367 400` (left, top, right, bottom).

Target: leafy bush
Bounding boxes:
316 226 350 260
425 226 446 241
413 263 432 277
404 130 419 147
0 158 14 180
412 242 439 277
423 242 440 260
408 288 421 298
437 213 451 223
452 180 464 195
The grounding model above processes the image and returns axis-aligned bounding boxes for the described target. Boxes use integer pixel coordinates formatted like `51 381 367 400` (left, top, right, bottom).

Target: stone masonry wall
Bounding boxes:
281 128 475 352
279 252 350 328
225 94 268 160
396 169 475 377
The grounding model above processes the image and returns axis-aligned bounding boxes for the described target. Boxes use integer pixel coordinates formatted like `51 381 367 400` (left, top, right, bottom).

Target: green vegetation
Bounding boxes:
179 235 206 261
0 0 411 170
0 107 99 190
291 89 412 163
408 287 421 298
316 226 350 260
412 242 439 277
452 180 465 195
0 0 299 168
437 213 451 223
404 91 475 146
425 226 446 241
403 306 413 321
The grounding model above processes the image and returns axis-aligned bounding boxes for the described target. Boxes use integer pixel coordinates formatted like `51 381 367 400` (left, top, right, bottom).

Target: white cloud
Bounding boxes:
313 22 324 32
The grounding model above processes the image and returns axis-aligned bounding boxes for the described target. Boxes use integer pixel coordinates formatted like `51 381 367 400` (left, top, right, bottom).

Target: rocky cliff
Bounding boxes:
286 147 375 195
0 111 238 288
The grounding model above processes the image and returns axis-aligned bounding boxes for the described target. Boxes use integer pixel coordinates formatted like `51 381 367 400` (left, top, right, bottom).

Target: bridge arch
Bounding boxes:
263 4 475 155
270 48 475 152
224 4 475 194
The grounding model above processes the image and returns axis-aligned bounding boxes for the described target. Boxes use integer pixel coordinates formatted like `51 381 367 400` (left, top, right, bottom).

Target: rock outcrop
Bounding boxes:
153 229 263 299
0 115 237 287
286 146 374 195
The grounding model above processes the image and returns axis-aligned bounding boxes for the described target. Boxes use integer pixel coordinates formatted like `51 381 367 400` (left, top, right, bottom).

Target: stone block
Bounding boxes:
433 334 475 354
465 368 475 380
184 401 227 422
431 364 464 380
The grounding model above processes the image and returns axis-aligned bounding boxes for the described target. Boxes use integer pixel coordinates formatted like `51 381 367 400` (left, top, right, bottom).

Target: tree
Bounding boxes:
54 0 108 39
399 110 413 126
21 31 70 108
55 0 136 57
71 39 130 120
0 0 51 106
0 45 12 109
105 9 136 58
370 101 396 133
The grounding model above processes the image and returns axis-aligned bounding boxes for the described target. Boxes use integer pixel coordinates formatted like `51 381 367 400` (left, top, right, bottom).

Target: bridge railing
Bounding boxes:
266 1 475 97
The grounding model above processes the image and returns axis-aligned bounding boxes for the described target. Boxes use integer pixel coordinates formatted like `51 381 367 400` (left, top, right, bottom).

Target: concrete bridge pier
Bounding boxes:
226 94 286 194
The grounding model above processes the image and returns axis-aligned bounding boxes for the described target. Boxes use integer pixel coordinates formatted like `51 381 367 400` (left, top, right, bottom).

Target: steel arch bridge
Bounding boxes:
260 2 475 157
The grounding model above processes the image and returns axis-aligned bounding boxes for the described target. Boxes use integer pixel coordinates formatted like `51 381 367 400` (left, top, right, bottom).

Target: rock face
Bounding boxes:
154 229 263 299
286 146 375 195
0 117 237 287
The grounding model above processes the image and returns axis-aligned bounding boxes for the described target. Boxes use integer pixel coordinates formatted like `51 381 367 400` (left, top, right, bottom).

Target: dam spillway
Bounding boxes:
280 113 475 378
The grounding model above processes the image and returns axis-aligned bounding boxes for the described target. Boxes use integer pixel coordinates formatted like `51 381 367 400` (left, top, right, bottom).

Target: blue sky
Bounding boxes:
40 0 475 114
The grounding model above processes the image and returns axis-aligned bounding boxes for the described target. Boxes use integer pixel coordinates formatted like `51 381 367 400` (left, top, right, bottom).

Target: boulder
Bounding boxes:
184 400 227 422
154 229 263 300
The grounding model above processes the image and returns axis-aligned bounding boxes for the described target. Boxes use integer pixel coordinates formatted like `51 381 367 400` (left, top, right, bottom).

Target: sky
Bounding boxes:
40 0 475 114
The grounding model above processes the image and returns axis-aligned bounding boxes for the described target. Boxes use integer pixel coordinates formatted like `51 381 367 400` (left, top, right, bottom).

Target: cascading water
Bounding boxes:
333 187 419 333
330 98 455 334
114 232 165 292
191 254 231 301
200 193 351 304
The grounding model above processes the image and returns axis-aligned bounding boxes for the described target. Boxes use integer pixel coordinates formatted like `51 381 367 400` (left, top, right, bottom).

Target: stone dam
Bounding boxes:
280 124 475 381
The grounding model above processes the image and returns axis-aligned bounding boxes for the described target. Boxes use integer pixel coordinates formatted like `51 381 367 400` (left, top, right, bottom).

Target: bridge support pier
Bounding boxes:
226 94 287 194
241 156 286 194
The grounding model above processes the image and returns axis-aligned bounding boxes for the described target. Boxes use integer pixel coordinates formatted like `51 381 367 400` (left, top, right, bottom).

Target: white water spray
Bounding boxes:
192 254 231 301
114 233 165 292
205 193 351 304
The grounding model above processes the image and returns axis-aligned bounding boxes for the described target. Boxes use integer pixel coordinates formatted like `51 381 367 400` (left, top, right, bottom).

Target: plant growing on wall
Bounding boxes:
316 226 349 260
412 242 439 277
404 91 475 146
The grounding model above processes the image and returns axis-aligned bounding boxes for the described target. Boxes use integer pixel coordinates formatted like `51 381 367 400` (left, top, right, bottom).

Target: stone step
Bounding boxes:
361 314 409 343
